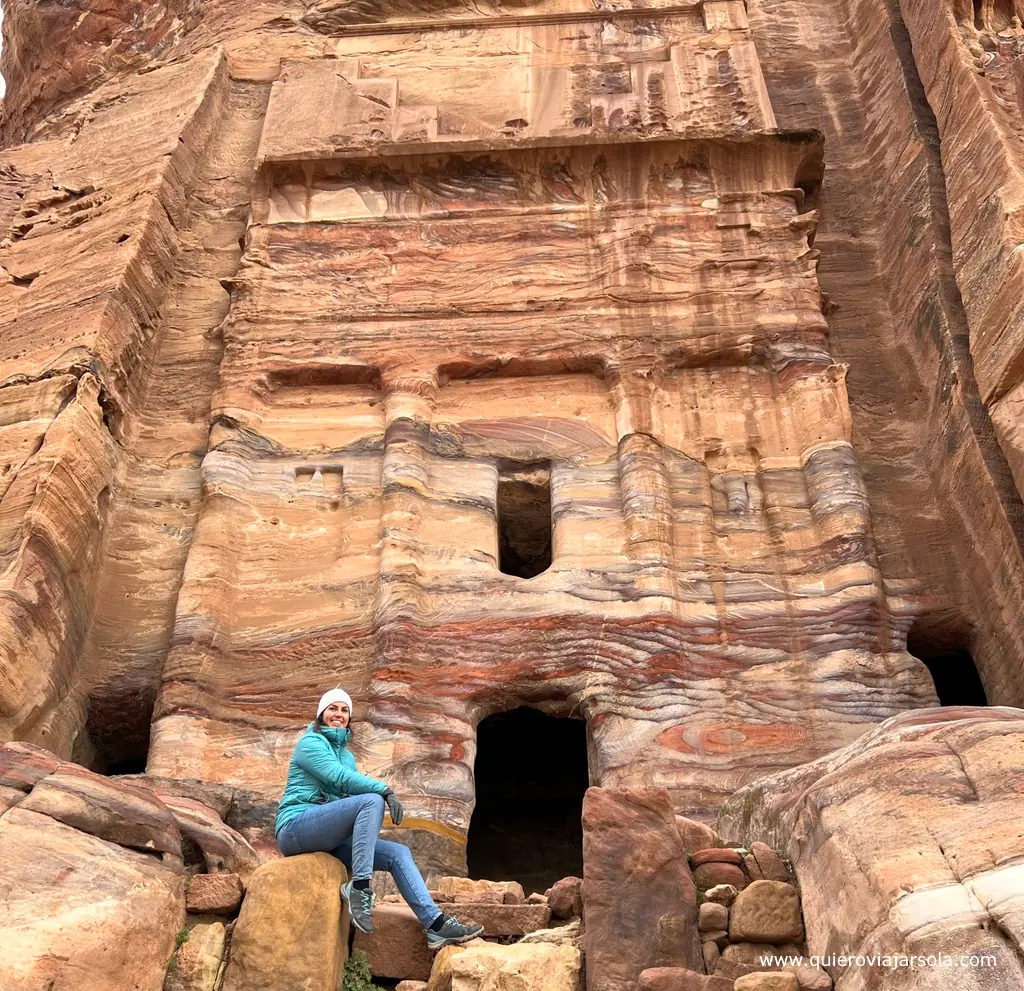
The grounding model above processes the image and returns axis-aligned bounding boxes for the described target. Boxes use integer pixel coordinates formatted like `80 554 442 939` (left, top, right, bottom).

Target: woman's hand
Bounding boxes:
384 791 404 826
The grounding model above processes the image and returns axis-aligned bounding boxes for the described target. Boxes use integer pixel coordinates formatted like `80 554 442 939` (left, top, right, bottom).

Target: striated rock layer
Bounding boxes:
719 707 1024 990
0 0 1022 886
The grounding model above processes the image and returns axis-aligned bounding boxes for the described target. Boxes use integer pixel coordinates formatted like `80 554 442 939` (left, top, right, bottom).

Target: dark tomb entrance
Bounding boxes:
81 686 154 775
467 706 589 895
908 622 988 707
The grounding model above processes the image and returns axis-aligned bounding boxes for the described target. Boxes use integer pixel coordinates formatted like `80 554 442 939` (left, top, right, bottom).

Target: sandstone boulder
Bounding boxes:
702 940 720 973
693 863 746 891
186 872 244 914
160 794 261 878
582 787 701 991
704 884 739 906
447 939 582 991
699 901 729 931
445 902 551 936
353 904 434 981
713 942 803 982
519 917 582 944
636 968 734 990
750 843 790 883
437 876 525 904
428 941 483 991
703 929 729 949
0 741 61 790
397 983 429 991
166 922 226 991
546 875 583 918
734 974 799 991
0 805 185 991
719 709 1024 988
676 816 721 854
690 848 743 867
0 783 25 813
221 852 347 991
728 881 803 944
19 762 182 858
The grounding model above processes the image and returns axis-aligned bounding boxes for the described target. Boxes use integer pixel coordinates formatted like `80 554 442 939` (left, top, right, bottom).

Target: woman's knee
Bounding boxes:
361 792 385 813
377 839 414 870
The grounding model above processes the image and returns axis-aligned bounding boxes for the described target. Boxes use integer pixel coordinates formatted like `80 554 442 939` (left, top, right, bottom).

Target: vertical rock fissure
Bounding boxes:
888 0 1024 552
76 79 273 767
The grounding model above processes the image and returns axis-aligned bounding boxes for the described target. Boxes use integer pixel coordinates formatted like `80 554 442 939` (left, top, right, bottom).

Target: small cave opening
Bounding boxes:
908 623 988 707
497 466 552 579
83 688 155 775
467 706 589 895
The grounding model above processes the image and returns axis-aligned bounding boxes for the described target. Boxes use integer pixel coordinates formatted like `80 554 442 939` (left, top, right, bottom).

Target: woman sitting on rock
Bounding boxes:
275 688 484 949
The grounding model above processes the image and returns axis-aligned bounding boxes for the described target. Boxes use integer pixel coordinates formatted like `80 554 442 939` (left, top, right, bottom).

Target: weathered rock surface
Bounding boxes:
700 901 730 932
636 970 734 991
445 939 582 991
750 842 790 883
221 852 348 991
734 975 799 991
705 884 740 906
159 795 261 879
729 881 803 944
186 872 244 915
166 922 226 991
713 942 803 983
582 787 701 991
545 875 583 919
446 902 552 937
0 805 185 990
3 0 1024 988
354 904 435 982
693 863 747 892
4 0 1019 876
436 876 525 905
720 708 1024 988
676 817 722 855
19 762 182 859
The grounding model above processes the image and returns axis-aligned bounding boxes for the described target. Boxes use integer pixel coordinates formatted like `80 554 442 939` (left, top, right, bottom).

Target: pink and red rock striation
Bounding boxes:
1 0 1024 986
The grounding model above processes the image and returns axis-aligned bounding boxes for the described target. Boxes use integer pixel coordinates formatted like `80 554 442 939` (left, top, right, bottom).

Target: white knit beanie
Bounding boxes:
316 688 353 719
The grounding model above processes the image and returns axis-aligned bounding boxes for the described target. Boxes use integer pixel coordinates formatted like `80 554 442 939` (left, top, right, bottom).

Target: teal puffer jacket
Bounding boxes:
275 724 390 835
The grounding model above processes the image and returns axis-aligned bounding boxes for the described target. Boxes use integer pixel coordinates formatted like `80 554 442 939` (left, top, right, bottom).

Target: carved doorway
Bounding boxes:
467 706 589 895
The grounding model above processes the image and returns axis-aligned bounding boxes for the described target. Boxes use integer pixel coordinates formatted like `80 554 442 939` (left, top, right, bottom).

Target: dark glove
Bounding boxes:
384 790 404 826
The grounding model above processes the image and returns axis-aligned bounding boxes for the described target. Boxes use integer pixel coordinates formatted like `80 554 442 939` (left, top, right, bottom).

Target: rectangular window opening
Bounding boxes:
295 465 344 497
497 466 552 579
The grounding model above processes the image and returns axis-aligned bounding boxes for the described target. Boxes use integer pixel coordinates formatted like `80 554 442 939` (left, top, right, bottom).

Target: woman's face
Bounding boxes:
322 702 350 729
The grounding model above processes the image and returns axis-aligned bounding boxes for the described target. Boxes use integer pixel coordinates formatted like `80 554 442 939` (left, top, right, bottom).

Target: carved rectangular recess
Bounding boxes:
428 369 626 576
256 8 774 166
655 364 868 581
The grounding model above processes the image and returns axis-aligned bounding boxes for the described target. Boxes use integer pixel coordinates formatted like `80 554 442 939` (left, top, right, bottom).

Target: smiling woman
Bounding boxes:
272 688 485 949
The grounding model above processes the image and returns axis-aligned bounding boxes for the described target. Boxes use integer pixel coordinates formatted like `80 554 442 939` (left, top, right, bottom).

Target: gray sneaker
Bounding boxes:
341 880 374 934
425 915 484 950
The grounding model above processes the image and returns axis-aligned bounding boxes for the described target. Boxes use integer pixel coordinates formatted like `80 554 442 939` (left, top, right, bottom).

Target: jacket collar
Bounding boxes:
315 725 351 746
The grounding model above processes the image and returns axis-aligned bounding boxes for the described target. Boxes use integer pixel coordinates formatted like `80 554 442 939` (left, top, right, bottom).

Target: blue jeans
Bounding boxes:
276 793 442 928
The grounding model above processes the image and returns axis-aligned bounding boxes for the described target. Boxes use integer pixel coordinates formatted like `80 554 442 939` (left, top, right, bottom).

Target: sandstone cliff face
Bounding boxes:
1 1 1024 986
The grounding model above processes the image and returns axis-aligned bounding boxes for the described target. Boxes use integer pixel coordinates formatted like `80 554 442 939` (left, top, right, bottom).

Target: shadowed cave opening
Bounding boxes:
497 466 552 579
467 707 589 895
908 623 988 707
83 689 154 775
